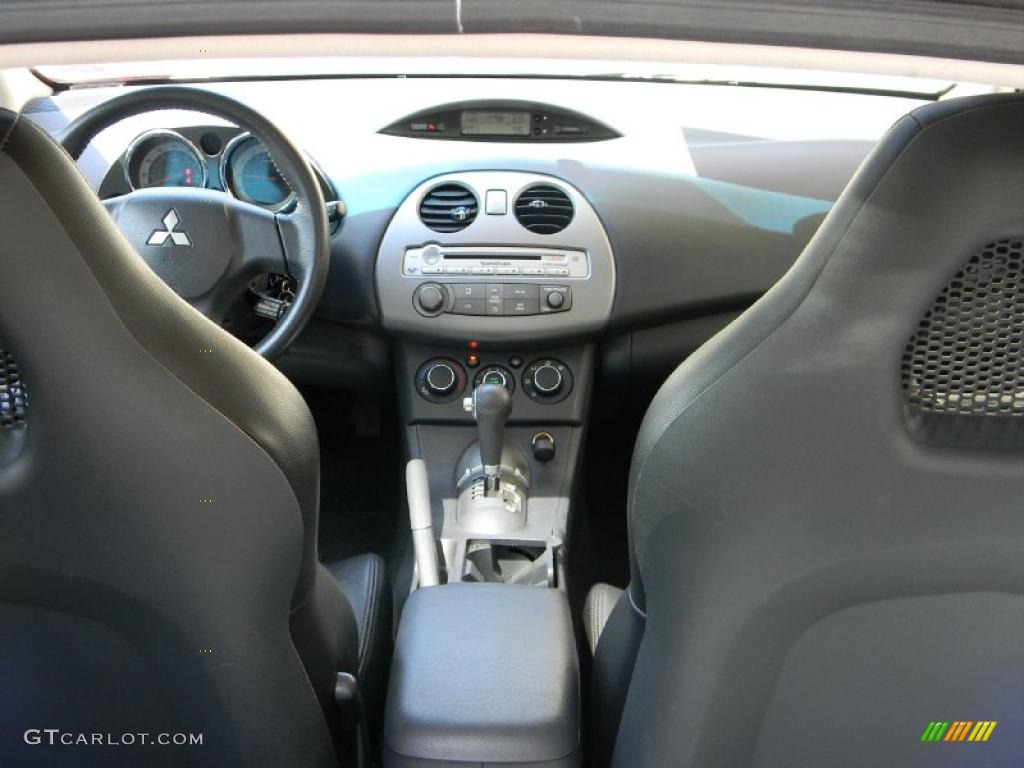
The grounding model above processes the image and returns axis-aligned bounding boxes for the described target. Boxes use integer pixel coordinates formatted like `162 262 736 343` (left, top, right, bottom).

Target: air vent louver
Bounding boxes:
514 184 574 235
419 183 478 233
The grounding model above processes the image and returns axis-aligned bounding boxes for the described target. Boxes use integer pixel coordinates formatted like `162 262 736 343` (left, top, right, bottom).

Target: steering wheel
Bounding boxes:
60 86 330 360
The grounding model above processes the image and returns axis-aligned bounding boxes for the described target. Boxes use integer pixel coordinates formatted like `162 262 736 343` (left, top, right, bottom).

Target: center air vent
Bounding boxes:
419 183 478 233
514 184 574 235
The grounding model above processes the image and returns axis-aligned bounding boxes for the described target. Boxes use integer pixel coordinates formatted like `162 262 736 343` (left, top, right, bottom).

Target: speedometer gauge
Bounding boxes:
124 130 205 190
222 134 294 210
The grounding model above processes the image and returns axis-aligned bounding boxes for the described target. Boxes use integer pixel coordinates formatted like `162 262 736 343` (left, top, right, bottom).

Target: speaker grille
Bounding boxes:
0 343 28 430
902 238 1024 418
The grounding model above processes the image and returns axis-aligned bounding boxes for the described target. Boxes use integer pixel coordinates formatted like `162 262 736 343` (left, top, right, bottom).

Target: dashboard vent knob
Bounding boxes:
514 184 574 235
419 183 478 233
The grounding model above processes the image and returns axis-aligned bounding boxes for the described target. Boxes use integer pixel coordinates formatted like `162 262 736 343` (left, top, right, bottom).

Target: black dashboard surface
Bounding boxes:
26 76 924 379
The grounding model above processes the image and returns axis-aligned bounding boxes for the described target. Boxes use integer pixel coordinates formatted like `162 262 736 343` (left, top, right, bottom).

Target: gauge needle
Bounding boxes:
148 174 193 186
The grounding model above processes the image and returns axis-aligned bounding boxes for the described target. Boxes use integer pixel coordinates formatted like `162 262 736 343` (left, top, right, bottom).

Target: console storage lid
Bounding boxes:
383 583 581 767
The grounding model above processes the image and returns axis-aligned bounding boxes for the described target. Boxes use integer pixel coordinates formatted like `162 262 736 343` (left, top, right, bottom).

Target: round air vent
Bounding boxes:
419 183 478 233
514 184 574 235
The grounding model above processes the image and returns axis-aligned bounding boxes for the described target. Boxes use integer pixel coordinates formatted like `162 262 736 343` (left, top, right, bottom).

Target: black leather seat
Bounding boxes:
0 110 389 766
588 93 1024 767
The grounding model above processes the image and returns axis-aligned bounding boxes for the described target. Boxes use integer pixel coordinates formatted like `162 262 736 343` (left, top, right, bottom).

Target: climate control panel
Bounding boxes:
414 356 572 404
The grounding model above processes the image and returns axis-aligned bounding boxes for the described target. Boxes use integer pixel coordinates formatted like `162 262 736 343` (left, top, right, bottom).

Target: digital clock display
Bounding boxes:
460 110 532 137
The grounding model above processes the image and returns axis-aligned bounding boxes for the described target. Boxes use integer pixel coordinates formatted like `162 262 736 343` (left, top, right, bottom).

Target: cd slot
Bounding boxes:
444 253 544 261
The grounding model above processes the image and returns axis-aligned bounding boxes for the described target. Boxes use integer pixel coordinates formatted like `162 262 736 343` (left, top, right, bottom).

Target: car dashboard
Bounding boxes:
27 75 925 393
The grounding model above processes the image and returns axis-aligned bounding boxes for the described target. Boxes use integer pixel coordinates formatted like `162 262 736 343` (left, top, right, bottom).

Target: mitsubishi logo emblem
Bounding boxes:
451 206 470 222
147 209 191 247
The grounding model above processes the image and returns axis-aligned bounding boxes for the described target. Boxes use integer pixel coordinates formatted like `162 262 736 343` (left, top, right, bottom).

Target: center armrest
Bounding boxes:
383 583 581 768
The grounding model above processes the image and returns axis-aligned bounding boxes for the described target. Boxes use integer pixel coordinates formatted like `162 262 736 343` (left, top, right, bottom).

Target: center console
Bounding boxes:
375 170 612 767
377 170 614 587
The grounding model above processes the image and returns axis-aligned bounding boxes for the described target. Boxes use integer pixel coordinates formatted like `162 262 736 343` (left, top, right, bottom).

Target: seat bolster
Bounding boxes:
591 585 645 768
327 553 392 721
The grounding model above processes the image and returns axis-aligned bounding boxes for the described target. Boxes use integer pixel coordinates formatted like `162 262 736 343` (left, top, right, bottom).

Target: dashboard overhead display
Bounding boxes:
461 110 531 137
381 100 620 142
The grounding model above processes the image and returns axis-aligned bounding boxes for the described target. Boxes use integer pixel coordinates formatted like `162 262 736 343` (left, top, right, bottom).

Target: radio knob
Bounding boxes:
425 363 457 395
415 283 445 314
532 364 563 395
545 291 565 309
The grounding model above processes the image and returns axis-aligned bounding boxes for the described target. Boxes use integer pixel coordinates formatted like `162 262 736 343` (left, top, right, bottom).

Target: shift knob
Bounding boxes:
473 383 513 474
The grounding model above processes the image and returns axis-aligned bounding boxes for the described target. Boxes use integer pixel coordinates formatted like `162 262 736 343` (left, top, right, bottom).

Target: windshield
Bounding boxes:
34 57 967 98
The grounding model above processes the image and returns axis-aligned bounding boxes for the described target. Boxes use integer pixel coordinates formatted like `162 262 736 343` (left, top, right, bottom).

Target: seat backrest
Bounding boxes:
0 111 339 765
614 94 1024 767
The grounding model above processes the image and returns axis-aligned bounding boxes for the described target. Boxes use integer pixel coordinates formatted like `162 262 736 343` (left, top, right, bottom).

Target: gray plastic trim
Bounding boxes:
376 171 615 343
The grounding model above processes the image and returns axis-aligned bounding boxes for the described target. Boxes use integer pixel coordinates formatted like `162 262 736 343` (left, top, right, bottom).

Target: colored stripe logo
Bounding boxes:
921 721 996 742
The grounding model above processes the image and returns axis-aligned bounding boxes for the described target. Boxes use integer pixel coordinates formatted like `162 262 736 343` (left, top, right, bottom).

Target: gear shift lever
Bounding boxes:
473 383 512 493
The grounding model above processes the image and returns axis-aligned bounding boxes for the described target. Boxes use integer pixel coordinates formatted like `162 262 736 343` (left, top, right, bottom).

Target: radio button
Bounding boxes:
452 299 485 315
471 266 495 275
445 266 471 275
504 284 539 300
545 267 570 277
497 267 520 275
486 298 504 315
453 284 485 299
523 267 545 276
504 299 540 315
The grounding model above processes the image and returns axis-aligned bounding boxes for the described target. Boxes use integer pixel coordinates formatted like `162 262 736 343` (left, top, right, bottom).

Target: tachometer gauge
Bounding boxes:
222 134 294 210
124 130 206 190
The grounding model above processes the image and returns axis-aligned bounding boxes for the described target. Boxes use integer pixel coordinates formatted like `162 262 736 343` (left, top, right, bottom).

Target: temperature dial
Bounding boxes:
415 358 467 403
473 365 515 393
522 358 573 403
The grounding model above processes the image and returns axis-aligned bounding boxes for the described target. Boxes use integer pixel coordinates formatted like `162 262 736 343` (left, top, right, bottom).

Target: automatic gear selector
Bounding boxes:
472 383 513 492
454 383 530 534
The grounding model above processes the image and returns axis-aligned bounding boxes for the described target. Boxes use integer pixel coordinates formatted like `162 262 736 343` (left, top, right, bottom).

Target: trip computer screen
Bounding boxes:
460 111 532 137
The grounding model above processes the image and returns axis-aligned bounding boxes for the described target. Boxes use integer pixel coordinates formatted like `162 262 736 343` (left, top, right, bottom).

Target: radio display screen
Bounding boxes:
460 110 532 137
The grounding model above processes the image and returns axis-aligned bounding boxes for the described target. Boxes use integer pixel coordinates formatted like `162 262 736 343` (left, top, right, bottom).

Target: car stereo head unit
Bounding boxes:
403 245 590 280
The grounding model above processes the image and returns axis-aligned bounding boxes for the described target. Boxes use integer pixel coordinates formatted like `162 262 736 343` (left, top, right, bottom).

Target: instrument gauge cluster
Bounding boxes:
220 133 295 211
118 128 325 214
124 130 205 190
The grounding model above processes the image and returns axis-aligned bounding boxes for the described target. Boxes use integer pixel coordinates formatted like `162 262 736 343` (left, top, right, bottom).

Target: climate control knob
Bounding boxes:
473 365 515 393
426 363 457 394
415 358 467 403
522 358 573 404
532 364 563 395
